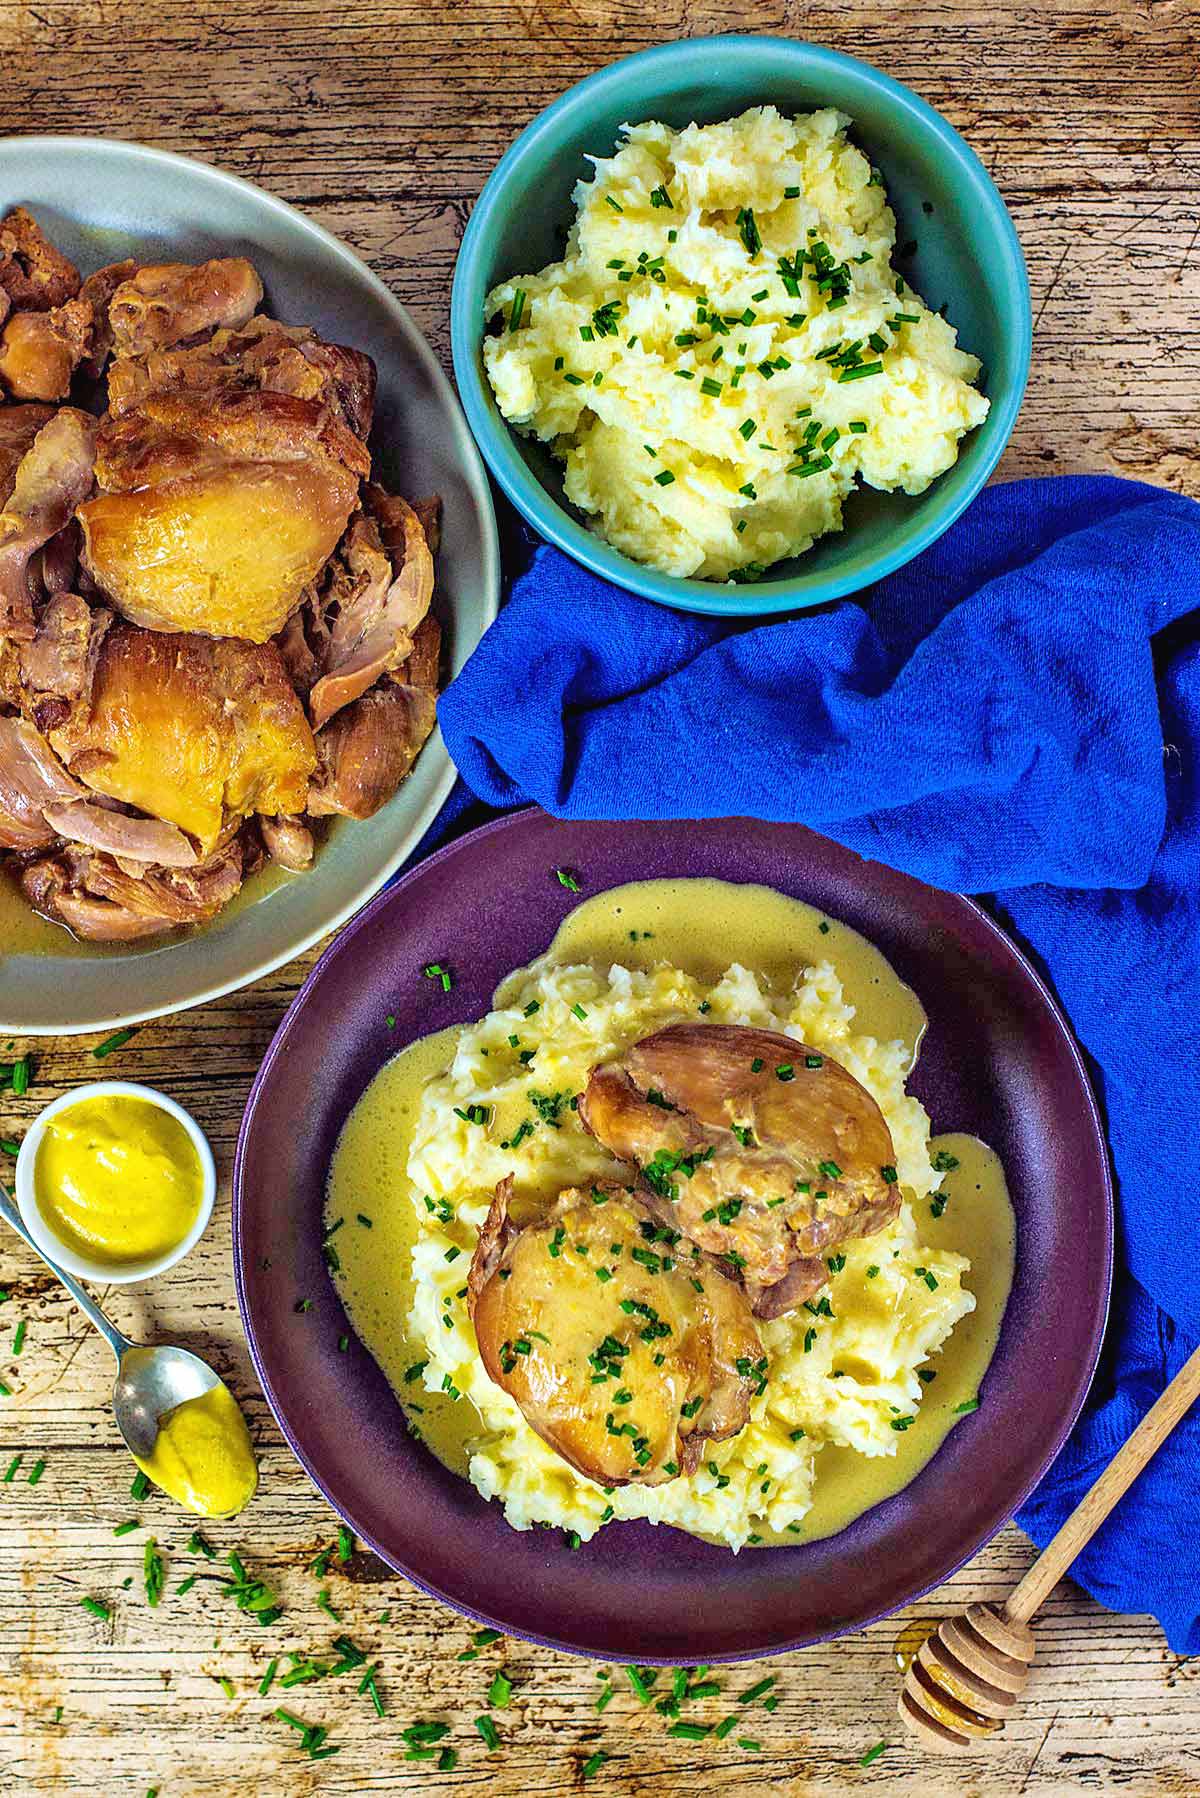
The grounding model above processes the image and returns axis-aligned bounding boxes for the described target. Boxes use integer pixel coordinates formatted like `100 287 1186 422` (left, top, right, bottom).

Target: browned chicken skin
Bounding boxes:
0 407 96 640
105 315 376 439
0 209 81 312
0 299 93 401
579 1025 901 1319
106 258 263 357
49 622 316 855
468 1178 765 1487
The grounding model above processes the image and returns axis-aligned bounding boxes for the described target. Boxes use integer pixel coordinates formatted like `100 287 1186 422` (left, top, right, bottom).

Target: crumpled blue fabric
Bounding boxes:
434 475 1200 1650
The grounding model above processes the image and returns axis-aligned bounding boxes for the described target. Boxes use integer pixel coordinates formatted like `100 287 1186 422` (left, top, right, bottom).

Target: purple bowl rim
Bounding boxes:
233 806 1114 1662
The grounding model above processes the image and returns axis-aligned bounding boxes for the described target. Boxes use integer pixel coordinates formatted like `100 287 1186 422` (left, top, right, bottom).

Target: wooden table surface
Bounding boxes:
1 1 1198 1793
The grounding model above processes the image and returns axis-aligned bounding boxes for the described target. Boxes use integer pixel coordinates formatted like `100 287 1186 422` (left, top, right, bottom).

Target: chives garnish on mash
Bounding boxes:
483 109 988 580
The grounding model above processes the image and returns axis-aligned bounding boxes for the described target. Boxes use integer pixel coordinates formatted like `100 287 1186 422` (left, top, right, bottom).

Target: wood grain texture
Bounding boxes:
1 1 1198 1792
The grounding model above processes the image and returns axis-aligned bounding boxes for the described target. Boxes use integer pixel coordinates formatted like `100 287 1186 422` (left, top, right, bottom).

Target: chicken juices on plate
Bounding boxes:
468 1177 765 1486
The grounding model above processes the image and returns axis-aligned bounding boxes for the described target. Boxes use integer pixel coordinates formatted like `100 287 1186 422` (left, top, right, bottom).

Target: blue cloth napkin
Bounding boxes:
435 475 1200 1652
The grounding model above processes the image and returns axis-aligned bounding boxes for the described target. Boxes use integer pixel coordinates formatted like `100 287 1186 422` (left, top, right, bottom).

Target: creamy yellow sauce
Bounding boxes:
133 1381 258 1518
34 1094 202 1267
326 877 1015 1544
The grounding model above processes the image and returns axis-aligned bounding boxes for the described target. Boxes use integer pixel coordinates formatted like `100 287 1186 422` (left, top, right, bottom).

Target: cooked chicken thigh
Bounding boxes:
468 1178 765 1487
49 622 316 854
0 407 96 639
0 209 81 312
22 835 249 941
78 388 366 642
106 258 263 357
579 1025 901 1319
0 299 93 401
106 315 376 438
0 713 83 850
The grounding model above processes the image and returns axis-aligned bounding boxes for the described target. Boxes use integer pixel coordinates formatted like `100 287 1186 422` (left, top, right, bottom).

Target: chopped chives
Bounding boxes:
507 289 527 332
337 1525 354 1562
27 1457 45 1485
860 1741 887 1766
113 1519 139 1537
654 470 676 487
582 1751 610 1778
474 1714 501 1750
2 1453 20 1482
555 867 582 892
838 360 884 383
954 1397 981 1414
739 1676 776 1704
474 1627 503 1645
488 1670 513 1708
93 1027 135 1059
669 1721 709 1741
626 1665 655 1704
80 1597 110 1621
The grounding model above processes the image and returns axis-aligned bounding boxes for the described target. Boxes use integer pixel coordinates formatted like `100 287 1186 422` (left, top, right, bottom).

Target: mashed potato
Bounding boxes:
404 954 973 1549
483 106 989 581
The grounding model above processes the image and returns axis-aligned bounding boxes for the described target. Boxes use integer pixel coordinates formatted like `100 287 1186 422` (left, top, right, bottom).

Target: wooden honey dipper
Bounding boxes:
901 1340 1200 1752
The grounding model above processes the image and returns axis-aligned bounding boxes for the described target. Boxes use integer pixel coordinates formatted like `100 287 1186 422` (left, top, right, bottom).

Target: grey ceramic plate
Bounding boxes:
0 136 499 1035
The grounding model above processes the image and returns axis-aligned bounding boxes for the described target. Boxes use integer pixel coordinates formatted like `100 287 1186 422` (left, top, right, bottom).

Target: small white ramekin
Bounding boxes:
14 1081 216 1284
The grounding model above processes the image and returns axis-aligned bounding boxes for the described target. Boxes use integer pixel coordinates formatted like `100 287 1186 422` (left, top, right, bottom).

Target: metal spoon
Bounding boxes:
0 1182 219 1460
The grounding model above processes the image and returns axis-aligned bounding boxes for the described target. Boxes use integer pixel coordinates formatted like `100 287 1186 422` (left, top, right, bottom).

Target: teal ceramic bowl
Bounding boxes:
451 35 1031 616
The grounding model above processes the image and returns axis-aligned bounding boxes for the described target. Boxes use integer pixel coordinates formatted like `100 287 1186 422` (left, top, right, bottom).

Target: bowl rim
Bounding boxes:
233 806 1113 1662
450 33 1032 617
0 133 500 1036
15 1079 217 1283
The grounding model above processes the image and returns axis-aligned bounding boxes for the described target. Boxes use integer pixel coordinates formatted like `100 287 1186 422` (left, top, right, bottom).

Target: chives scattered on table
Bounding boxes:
144 1538 165 1607
93 1028 136 1060
130 1470 151 1501
27 1457 45 1485
474 1714 501 1751
80 1596 110 1621
113 1519 139 1537
860 1740 887 1766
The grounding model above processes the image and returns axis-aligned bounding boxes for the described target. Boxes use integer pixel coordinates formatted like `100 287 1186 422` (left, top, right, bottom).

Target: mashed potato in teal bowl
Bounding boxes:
483 106 989 583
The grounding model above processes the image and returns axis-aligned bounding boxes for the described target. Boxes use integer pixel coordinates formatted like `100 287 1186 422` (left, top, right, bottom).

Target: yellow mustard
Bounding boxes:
34 1095 202 1267
133 1381 259 1518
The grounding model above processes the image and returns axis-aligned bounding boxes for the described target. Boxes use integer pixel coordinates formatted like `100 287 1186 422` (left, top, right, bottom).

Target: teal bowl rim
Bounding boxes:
451 33 1032 617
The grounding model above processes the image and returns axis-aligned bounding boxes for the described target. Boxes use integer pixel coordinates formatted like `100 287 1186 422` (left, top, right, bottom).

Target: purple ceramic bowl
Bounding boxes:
233 810 1112 1663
